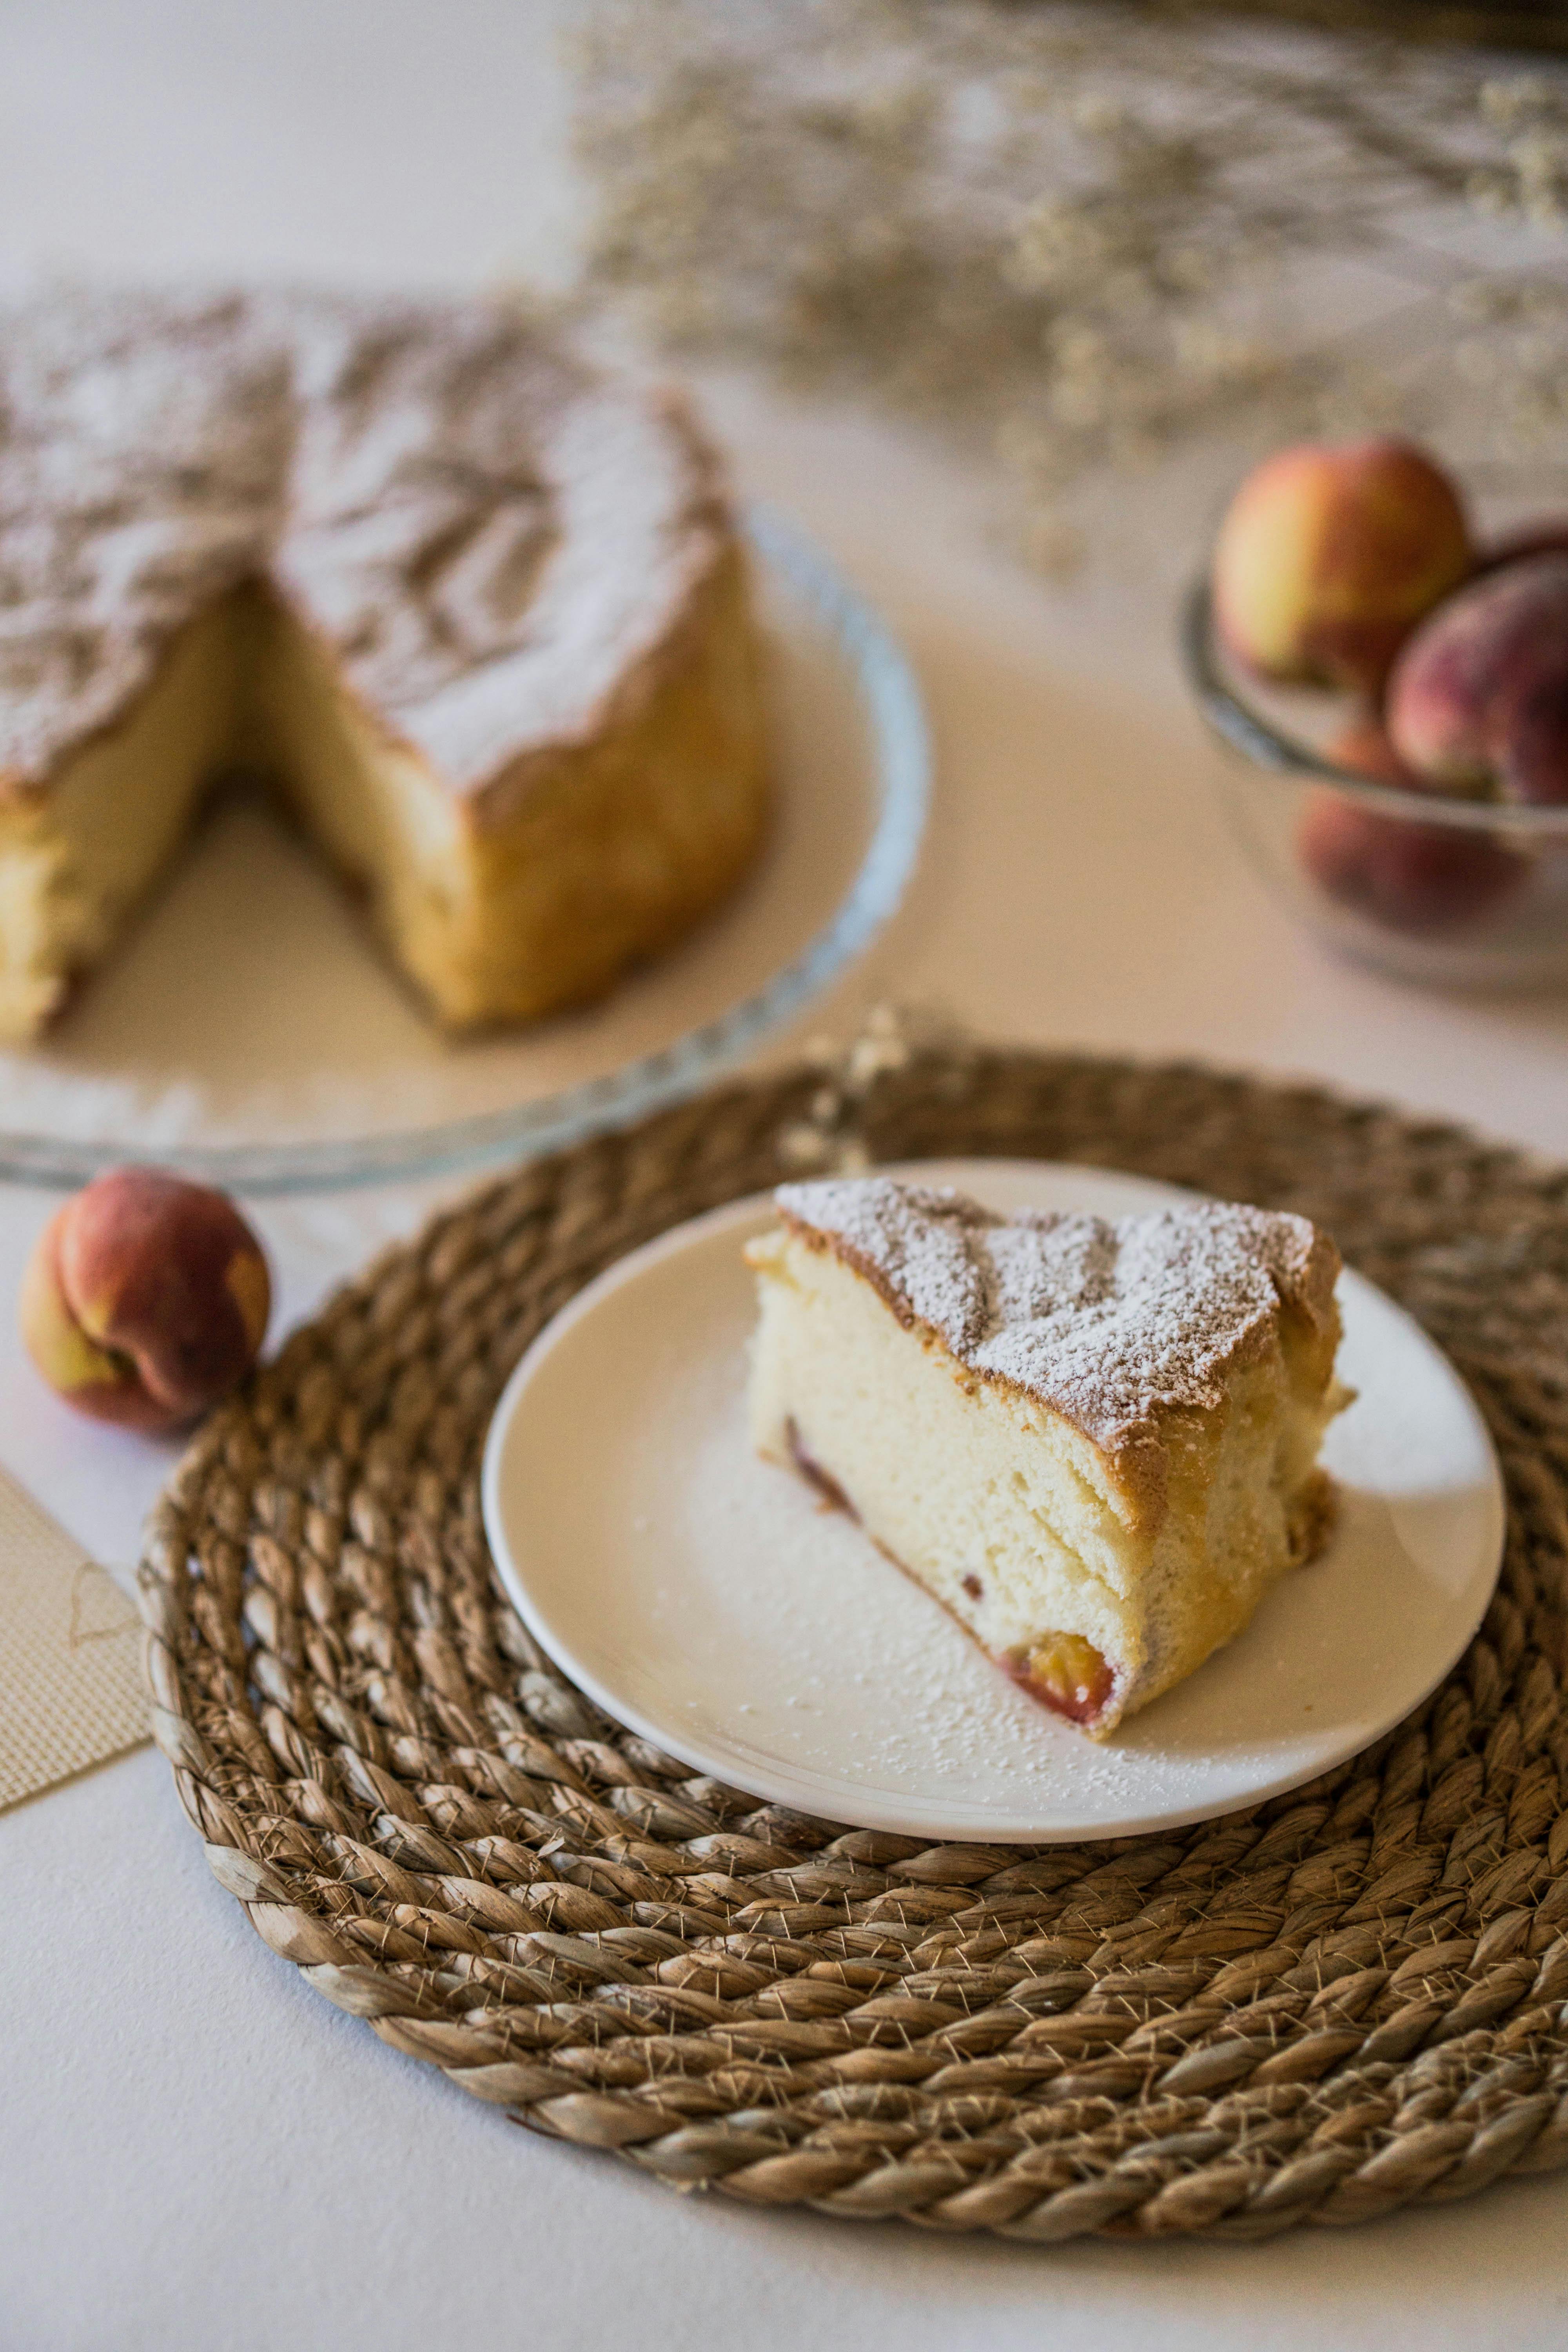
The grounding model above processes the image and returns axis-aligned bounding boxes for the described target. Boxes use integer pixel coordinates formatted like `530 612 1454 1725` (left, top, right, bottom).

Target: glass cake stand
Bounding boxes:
0 509 930 1194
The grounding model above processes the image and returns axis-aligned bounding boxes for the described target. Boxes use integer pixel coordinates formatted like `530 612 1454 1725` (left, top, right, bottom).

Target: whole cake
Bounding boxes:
0 288 769 1041
746 1178 1348 1737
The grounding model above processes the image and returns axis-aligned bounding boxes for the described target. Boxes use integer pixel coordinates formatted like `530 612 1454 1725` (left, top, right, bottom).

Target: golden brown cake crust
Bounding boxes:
1287 1465 1339 1566
773 1178 1343 1521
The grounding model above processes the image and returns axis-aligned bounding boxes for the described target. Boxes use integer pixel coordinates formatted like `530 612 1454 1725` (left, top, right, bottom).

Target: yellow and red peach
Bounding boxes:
1327 713 1421 788
1296 792 1521 936
1296 711 1523 935
1213 438 1470 695
1387 554 1568 806
20 1166 270 1433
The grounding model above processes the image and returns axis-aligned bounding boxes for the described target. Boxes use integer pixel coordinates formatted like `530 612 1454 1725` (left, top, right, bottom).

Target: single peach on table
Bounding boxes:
20 1167 270 1433
1387 554 1568 806
1213 438 1471 695
1295 715 1524 936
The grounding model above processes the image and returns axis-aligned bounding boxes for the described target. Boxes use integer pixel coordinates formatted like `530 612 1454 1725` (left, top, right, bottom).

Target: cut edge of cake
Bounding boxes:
0 292 770 1043
745 1177 1350 1739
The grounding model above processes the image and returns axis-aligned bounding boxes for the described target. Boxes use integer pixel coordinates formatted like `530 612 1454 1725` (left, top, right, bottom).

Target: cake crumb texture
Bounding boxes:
752 1178 1347 1736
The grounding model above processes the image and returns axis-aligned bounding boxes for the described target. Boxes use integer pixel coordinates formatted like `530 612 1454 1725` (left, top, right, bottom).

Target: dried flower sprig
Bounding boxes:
569 0 1568 570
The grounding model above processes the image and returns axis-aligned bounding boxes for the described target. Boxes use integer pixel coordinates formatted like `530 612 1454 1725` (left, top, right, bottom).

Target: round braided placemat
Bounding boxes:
139 1045 1568 2241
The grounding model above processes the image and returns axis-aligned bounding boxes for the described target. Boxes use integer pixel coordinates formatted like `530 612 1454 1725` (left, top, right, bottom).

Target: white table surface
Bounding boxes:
4 6 1568 2347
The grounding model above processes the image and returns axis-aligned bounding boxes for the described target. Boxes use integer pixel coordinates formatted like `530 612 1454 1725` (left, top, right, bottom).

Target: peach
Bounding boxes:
1328 713 1421 788
1387 554 1568 806
20 1167 270 1433
1296 786 1522 936
1213 438 1470 695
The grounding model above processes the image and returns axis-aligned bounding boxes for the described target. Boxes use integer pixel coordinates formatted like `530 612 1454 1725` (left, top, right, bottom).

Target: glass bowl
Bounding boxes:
1181 579 1568 991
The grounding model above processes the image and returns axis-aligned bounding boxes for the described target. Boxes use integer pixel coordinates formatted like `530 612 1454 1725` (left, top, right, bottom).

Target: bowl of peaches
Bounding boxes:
1185 438 1568 988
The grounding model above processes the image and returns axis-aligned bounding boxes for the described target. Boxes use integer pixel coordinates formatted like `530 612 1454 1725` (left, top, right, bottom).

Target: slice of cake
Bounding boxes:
746 1178 1348 1738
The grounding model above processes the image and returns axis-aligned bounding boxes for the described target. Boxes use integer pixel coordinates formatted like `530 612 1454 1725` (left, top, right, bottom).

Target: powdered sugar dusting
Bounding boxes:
481 1171 1497 1838
0 287 724 792
0 290 285 779
775 1177 1334 1455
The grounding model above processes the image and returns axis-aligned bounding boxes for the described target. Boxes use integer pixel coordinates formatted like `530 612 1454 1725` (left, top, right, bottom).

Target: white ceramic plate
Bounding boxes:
482 1158 1505 1842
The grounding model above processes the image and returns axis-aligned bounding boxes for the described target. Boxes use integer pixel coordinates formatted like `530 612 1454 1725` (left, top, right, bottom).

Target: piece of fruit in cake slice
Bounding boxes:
745 1177 1349 1739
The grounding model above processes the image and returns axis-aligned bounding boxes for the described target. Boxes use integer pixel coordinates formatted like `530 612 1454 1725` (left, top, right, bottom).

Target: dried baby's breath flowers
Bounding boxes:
777 1004 978 1174
1472 75 1568 223
569 0 1568 571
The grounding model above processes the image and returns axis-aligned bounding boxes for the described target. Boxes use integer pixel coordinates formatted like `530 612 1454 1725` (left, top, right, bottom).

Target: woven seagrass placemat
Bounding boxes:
139 1044 1568 2241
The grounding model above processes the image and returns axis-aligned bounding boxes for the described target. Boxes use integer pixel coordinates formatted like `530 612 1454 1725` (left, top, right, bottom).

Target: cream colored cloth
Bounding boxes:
0 1462 149 1810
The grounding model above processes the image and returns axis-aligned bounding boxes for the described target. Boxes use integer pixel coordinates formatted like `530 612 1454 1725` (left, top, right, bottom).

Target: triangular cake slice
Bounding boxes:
745 1178 1348 1738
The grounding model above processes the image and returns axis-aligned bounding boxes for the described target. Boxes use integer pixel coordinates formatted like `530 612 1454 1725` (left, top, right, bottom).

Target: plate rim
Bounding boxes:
481 1157 1507 1841
0 505 931 1196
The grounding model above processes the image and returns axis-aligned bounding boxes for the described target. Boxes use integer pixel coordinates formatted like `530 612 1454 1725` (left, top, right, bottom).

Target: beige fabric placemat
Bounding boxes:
0 1463 149 1811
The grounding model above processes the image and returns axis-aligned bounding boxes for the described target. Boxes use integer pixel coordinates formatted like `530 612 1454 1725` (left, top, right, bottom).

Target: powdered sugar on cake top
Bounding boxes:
774 1177 1338 1455
0 287 726 794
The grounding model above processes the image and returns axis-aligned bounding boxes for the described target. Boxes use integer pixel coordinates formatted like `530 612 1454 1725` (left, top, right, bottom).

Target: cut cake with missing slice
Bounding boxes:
0 289 768 1042
745 1177 1349 1739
